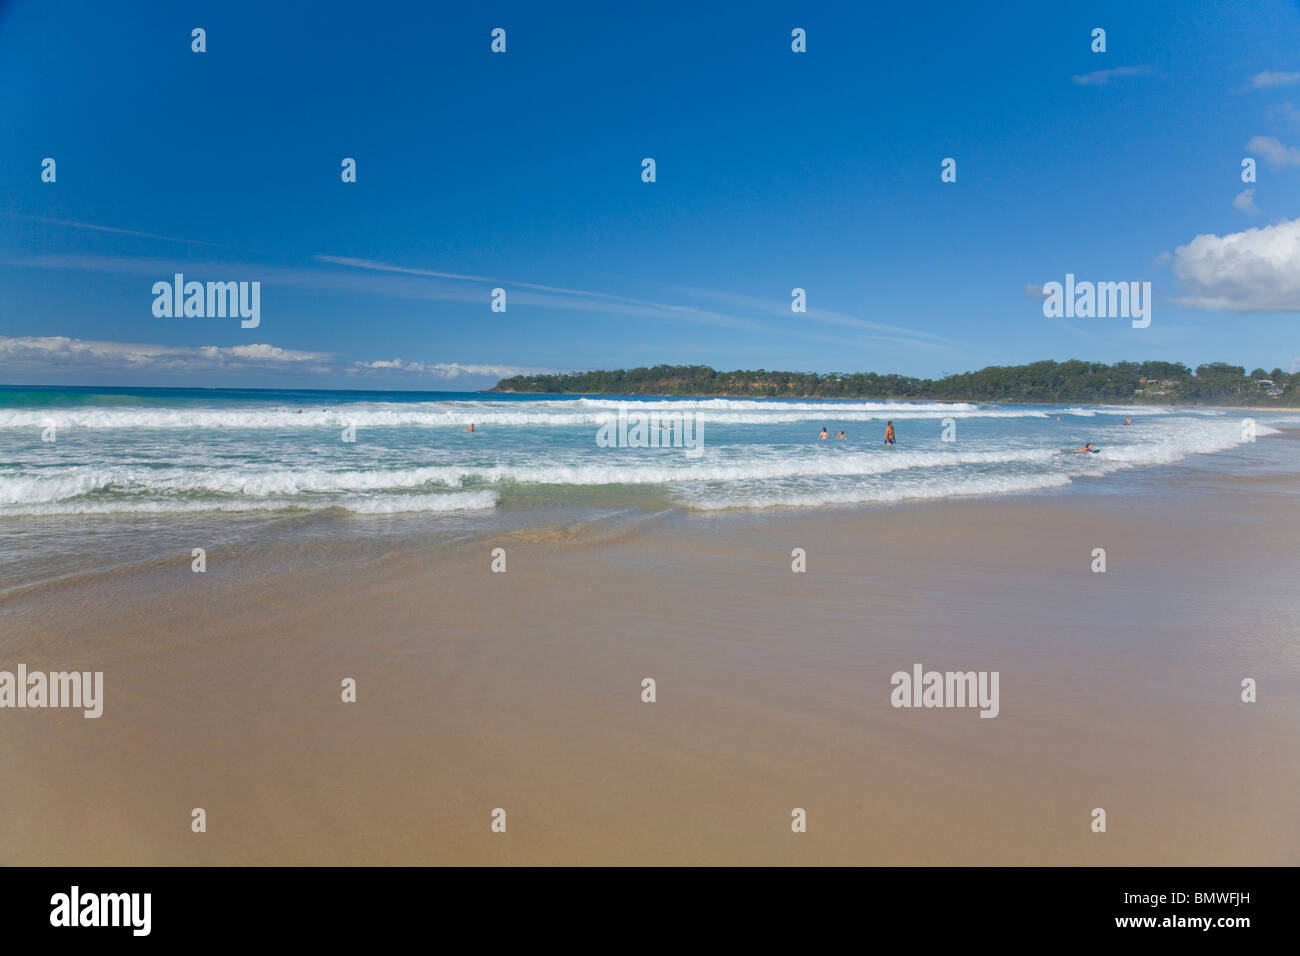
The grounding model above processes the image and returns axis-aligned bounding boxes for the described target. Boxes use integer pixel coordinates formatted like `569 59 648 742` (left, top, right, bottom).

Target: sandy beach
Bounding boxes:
3 465 1297 867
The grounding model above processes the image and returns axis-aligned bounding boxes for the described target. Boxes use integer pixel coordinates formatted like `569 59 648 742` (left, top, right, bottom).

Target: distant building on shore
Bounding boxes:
1135 378 1179 396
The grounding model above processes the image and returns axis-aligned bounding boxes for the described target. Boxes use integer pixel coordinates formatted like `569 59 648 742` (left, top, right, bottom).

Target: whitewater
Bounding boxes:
0 386 1294 517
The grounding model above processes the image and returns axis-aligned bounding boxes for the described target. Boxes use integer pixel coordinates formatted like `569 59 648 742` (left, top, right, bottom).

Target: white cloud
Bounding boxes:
1233 188 1259 213
211 343 325 362
0 336 544 383
1249 71 1300 89
1273 101 1300 127
0 336 331 372
1246 135 1300 167
1072 65 1153 86
1171 217 1300 311
354 358 536 379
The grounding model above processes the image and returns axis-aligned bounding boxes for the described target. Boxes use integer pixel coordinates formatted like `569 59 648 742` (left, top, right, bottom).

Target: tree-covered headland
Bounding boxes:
492 360 1294 405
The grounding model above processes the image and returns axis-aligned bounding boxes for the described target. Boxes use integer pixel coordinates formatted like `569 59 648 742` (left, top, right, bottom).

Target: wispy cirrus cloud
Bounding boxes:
665 285 967 351
1072 65 1154 86
315 254 772 332
1247 71 1300 89
6 214 225 247
2 250 775 336
3 234 961 351
3 219 963 375
8 218 761 333
325 256 965 351
1273 101 1300 127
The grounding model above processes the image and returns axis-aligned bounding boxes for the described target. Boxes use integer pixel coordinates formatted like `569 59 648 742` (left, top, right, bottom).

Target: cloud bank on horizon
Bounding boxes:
0 334 543 387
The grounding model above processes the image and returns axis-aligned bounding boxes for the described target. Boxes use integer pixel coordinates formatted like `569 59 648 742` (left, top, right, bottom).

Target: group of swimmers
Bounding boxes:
470 412 1126 451
814 415 1129 454
819 421 896 445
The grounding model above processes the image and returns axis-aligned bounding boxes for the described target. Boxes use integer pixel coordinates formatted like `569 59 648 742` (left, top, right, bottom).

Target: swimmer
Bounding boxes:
1123 417 1132 426
819 427 829 440
884 421 895 445
1071 442 1095 453
837 430 847 440
467 423 475 433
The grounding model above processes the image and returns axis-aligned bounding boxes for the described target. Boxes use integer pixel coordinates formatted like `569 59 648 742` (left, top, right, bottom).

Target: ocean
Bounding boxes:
2 384 1298 591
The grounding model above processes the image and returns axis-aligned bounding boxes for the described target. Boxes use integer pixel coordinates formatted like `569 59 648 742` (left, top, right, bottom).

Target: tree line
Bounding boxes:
491 360 1295 405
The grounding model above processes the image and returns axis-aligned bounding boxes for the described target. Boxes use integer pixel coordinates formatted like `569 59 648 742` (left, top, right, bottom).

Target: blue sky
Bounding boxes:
2 0 1299 389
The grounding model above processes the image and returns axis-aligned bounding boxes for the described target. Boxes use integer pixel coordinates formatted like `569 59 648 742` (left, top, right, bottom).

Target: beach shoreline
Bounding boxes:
2 471 1297 866
488 388 1300 413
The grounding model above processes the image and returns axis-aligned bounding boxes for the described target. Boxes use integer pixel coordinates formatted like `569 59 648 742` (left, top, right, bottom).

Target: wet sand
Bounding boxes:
2 477 1298 865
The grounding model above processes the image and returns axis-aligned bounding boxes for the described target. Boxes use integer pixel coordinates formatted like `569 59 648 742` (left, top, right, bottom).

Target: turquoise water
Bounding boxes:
2 384 1298 590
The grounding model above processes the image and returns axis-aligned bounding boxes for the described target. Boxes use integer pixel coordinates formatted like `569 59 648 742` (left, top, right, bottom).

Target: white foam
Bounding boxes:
0 398 1286 515
336 491 498 514
0 448 1067 504
0 402 1046 430
680 472 1075 510
0 490 498 517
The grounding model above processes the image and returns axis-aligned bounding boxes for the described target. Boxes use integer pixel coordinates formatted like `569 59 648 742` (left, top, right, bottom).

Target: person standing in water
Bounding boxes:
467 423 475 433
884 421 895 445
819 427 829 440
